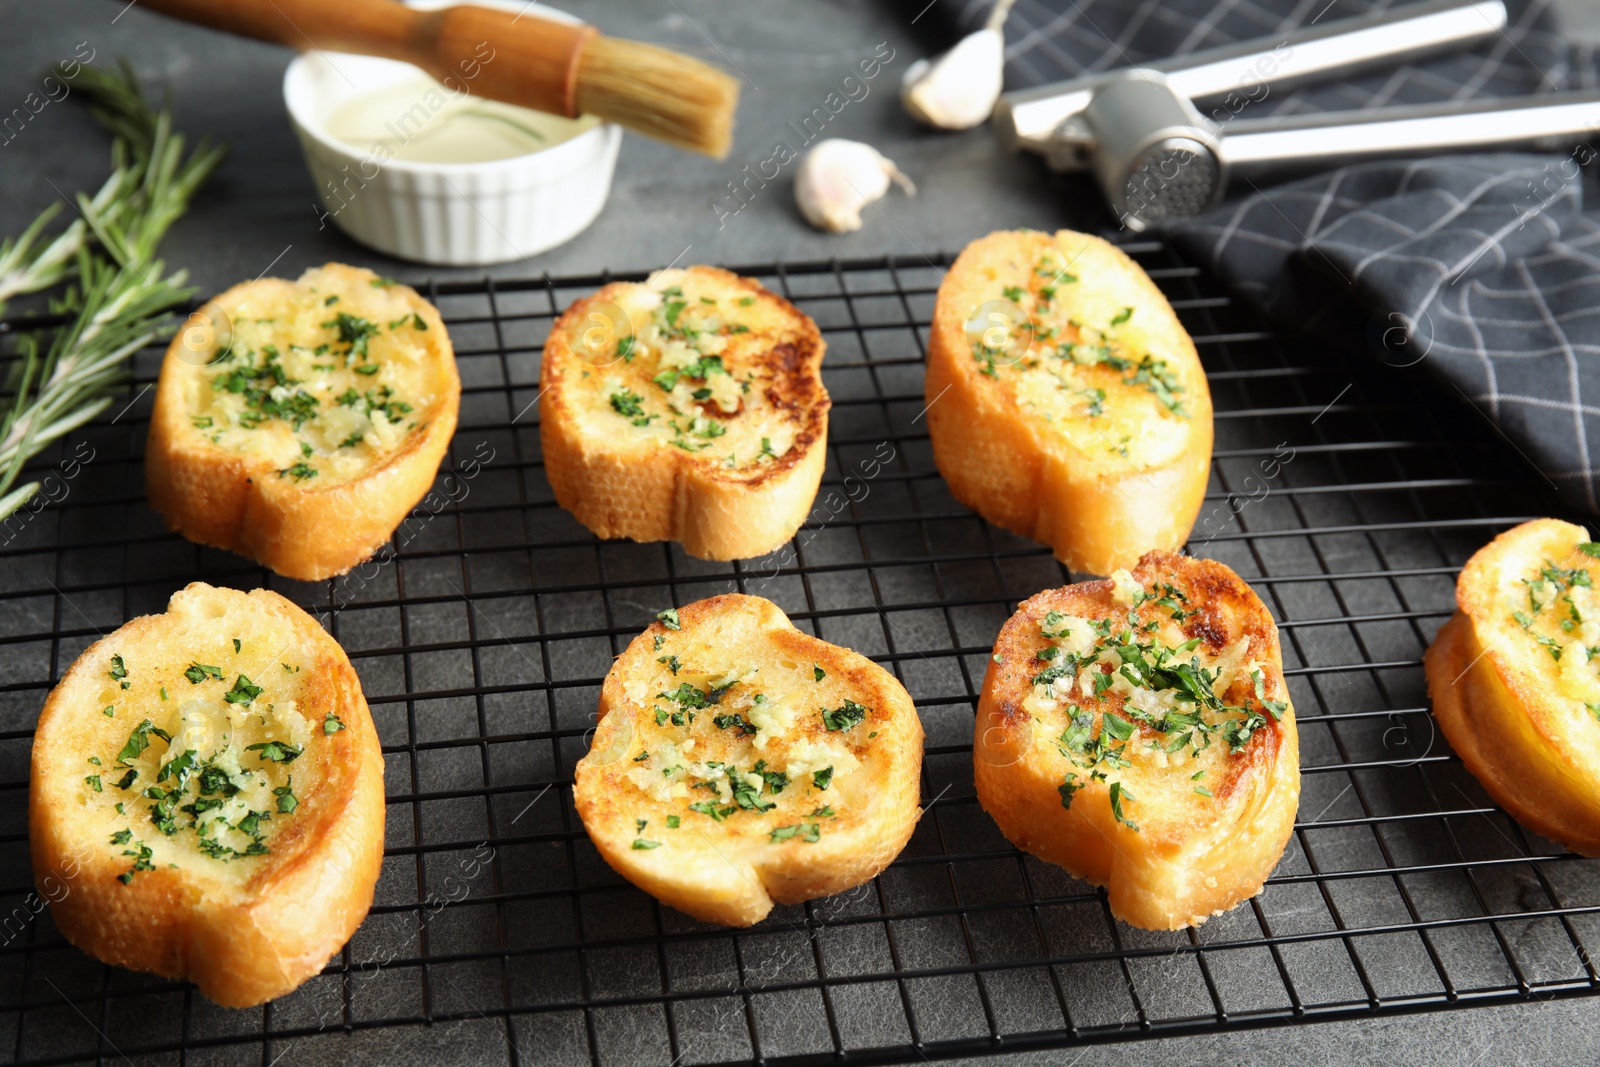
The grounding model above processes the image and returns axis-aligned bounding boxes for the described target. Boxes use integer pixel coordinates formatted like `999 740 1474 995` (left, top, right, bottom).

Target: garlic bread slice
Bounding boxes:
539 266 829 560
1426 519 1600 854
147 263 461 580
926 230 1213 575
30 583 385 1007
574 594 922 926
974 551 1299 930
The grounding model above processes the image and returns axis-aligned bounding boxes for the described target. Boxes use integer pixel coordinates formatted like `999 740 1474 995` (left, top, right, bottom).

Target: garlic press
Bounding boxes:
993 0 1600 230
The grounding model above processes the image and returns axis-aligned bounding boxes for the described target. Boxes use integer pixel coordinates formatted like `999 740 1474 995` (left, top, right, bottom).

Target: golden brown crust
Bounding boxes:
539 266 829 560
1425 519 1600 854
29 583 385 1007
925 230 1213 576
573 593 921 926
146 264 461 581
974 551 1299 929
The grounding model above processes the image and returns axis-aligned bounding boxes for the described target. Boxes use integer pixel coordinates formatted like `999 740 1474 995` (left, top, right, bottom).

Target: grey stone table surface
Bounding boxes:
6 1 1600 1065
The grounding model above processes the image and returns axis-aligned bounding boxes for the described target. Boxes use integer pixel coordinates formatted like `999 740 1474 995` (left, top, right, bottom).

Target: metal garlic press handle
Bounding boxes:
1222 90 1600 176
996 0 1508 159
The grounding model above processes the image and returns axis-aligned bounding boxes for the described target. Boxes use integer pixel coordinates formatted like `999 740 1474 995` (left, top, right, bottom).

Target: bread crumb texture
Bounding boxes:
574 594 922 926
925 230 1212 574
975 551 1299 929
146 263 461 580
179 267 448 481
30 583 385 1006
1426 518 1600 855
539 266 829 560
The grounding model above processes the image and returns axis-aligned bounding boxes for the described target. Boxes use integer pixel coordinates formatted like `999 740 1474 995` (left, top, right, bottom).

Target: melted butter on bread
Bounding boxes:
574 594 922 927
182 267 442 483
31 582 385 1007
540 266 830 561
80 624 331 880
974 551 1299 930
924 231 1213 575
1426 519 1600 857
961 236 1202 473
575 269 809 470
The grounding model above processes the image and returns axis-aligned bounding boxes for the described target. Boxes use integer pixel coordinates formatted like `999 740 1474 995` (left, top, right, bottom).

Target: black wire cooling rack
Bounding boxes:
0 240 1595 1067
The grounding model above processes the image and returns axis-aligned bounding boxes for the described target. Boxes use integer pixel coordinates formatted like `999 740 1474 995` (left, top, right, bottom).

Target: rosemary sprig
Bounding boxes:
0 60 225 521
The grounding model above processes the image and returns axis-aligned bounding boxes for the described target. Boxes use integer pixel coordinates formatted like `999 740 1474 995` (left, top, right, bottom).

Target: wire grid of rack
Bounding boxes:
0 240 1595 1067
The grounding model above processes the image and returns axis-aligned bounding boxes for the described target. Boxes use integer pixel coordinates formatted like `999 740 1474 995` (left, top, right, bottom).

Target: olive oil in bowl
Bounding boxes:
324 74 598 164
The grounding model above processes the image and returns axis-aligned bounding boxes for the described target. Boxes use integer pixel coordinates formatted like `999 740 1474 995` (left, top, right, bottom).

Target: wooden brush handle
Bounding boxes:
132 0 598 117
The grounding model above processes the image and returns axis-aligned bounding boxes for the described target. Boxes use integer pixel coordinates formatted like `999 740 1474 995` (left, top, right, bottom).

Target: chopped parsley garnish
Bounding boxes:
246 740 302 764
813 766 833 791
610 388 655 426
689 800 735 821
769 823 821 844
85 774 102 792
275 779 298 814
1110 307 1134 326
1108 781 1138 830
665 814 680 829
185 662 223 684
109 655 127 684
213 346 321 430
753 760 788 794
661 682 717 710
223 674 262 706
325 311 379 361
822 699 869 732
1057 774 1082 809
713 712 757 735
633 838 662 849
277 462 318 482
657 608 681 630
324 711 346 735
116 719 170 765
117 841 155 884
814 665 826 682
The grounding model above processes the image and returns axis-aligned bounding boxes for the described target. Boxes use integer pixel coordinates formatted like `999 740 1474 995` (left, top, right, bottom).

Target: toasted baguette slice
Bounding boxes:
146 263 461 581
1426 519 1600 854
574 594 922 926
30 583 385 1007
539 266 829 560
974 551 1299 929
925 230 1213 576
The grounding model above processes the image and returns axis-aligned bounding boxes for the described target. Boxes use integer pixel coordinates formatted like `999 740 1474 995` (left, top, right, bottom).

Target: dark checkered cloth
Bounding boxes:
928 0 1600 511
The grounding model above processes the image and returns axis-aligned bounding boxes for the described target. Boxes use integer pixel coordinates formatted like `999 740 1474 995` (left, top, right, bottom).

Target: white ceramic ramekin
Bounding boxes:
283 0 621 266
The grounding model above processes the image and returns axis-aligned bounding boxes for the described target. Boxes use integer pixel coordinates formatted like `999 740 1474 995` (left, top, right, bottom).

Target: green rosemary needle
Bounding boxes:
0 60 225 520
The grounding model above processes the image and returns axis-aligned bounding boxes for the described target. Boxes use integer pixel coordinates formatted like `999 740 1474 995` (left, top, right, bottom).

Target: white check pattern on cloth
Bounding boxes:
1164 155 1600 511
926 0 1600 511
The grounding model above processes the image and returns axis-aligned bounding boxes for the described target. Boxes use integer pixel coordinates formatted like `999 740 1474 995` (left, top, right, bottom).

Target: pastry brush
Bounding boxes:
127 0 740 158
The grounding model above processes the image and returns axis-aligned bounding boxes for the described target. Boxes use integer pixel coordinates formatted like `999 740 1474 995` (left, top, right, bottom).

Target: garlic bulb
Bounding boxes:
794 139 916 234
901 0 1015 130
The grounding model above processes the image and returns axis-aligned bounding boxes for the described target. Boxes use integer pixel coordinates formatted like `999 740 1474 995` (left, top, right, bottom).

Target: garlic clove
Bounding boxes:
794 139 916 234
901 28 1005 130
901 0 1015 131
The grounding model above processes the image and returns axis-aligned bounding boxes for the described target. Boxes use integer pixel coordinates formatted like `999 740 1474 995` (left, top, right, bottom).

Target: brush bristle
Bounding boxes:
576 36 740 159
